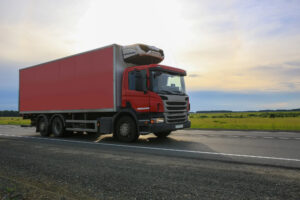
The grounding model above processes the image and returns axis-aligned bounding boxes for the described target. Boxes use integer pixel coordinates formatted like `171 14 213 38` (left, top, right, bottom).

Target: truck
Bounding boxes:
19 44 191 142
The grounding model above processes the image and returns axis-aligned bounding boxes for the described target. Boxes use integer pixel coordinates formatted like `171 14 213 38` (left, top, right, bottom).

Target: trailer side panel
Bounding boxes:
19 46 114 113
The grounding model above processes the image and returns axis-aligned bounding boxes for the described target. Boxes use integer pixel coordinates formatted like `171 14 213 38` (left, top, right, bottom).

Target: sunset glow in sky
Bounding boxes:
0 0 299 111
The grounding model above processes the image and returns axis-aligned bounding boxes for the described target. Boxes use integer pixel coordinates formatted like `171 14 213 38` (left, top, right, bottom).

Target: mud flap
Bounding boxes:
98 117 113 134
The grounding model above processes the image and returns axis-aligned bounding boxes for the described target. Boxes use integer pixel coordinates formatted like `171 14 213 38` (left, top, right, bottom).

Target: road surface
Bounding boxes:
0 125 300 199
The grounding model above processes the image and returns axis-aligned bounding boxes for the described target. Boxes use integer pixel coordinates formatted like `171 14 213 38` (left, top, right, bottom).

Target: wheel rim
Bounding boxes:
119 123 130 137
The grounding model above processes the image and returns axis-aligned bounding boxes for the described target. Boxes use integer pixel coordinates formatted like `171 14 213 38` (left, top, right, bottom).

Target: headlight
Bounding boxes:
151 118 164 123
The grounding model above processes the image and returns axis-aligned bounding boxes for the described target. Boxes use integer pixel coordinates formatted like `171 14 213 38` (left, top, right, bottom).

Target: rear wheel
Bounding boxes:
52 117 65 137
114 116 139 142
38 115 50 137
154 131 171 138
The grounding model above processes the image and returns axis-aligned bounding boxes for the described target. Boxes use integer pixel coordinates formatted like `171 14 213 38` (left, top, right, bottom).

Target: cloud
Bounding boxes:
0 61 21 90
186 61 300 92
188 74 201 78
0 0 300 111
250 63 300 78
188 90 300 111
174 0 300 93
285 61 300 67
0 0 88 64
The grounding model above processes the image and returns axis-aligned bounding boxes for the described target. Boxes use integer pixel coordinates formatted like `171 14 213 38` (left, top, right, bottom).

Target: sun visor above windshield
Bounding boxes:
149 66 186 76
122 44 164 65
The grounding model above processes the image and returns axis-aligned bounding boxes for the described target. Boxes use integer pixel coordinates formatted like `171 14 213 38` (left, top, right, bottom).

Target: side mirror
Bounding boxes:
135 71 147 93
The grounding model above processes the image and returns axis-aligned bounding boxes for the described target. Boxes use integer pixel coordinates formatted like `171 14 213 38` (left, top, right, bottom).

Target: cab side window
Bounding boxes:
128 70 147 91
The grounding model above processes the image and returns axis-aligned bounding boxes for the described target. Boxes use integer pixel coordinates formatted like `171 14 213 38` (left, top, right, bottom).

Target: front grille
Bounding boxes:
167 106 186 110
164 101 188 124
166 102 186 105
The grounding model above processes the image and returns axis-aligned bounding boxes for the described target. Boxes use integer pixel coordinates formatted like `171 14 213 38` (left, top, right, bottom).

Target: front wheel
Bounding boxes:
154 131 171 138
114 116 139 142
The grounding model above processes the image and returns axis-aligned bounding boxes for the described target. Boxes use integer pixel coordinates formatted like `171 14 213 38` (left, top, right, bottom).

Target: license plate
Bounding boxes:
175 124 183 129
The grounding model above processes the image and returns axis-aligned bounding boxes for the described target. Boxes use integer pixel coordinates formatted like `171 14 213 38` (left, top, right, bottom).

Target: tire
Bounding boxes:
154 131 171 138
38 115 50 137
114 116 139 142
52 116 65 137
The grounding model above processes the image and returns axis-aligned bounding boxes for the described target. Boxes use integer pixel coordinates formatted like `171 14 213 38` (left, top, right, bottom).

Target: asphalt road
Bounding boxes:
0 125 300 199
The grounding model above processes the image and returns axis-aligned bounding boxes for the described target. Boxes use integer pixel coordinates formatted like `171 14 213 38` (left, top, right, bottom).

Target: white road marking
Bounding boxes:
296 138 300 140
245 136 255 138
263 137 274 139
0 133 300 162
279 137 289 140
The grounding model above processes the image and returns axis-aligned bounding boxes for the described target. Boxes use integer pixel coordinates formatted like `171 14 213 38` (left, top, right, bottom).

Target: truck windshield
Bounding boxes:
151 71 186 95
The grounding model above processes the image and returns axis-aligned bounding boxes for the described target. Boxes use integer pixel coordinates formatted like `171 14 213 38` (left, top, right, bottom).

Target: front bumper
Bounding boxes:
149 120 191 133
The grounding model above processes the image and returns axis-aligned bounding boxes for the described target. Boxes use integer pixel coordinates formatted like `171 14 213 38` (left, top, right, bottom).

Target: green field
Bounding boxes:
1 112 300 131
190 112 300 131
0 117 30 125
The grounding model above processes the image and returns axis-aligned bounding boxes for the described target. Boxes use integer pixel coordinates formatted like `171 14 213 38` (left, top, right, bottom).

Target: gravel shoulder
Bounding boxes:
0 137 300 200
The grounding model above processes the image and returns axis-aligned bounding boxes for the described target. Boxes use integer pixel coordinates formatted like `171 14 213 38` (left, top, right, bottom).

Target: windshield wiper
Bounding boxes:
158 90 176 95
170 90 186 95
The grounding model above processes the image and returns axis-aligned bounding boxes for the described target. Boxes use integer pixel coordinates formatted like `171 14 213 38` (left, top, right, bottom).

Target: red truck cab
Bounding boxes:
116 64 190 141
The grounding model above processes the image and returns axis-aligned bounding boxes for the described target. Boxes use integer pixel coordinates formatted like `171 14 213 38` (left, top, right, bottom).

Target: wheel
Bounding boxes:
52 116 65 137
154 131 171 138
38 115 50 137
114 116 139 142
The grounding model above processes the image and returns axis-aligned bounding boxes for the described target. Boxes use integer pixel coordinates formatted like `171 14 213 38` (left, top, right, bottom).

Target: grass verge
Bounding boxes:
0 117 30 125
190 112 300 131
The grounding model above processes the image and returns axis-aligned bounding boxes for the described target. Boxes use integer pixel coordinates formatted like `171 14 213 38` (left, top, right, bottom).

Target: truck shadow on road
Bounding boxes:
61 132 214 153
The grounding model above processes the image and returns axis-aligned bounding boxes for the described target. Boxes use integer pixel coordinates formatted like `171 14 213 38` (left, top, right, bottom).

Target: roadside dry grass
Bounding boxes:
190 112 300 131
0 117 30 125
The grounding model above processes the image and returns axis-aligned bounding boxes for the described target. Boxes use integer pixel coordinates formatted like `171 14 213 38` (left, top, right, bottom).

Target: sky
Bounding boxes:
0 0 299 111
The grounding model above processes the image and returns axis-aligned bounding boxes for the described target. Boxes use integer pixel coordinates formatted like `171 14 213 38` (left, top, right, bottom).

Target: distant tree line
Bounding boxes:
0 110 19 117
195 110 232 113
191 112 300 118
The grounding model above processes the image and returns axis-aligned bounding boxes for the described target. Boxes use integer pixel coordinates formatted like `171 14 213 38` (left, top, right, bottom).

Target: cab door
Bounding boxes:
125 69 150 113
